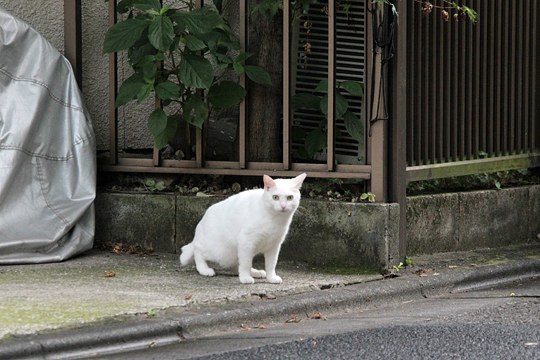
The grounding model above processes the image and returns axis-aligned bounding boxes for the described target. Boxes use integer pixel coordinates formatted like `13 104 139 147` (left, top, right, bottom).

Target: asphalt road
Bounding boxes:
105 277 540 360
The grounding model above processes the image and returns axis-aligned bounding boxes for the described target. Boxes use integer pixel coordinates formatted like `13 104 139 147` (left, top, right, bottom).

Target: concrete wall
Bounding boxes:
407 185 540 255
95 193 400 271
94 185 539 269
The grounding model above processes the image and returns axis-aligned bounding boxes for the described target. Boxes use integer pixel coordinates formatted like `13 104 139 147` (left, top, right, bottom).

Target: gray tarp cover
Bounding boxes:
0 8 96 264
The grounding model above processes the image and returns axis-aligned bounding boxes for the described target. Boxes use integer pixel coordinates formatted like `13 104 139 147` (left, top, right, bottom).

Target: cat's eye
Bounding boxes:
286 195 294 201
272 195 279 201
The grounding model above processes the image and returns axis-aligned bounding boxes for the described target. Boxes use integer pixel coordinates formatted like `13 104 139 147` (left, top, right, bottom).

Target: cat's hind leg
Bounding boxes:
194 252 215 277
250 268 266 278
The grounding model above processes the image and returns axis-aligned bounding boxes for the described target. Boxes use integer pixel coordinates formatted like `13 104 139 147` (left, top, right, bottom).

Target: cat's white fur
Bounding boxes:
180 173 307 284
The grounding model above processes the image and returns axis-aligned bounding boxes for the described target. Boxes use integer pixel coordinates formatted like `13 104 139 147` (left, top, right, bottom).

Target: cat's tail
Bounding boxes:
179 243 194 266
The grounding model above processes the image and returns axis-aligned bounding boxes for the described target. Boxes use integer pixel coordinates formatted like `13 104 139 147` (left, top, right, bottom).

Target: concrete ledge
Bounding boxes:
407 185 538 255
95 185 538 265
95 193 398 270
95 193 176 253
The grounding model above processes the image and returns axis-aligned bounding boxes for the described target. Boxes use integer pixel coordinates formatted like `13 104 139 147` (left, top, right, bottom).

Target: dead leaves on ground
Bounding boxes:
286 312 327 324
103 271 116 278
98 241 154 256
240 311 327 332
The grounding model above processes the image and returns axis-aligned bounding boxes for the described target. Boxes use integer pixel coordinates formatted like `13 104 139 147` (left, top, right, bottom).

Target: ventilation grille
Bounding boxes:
291 0 366 164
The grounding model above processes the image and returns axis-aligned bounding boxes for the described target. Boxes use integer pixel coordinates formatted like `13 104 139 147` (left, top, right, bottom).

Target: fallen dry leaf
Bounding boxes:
309 311 326 320
448 265 458 269
104 271 116 278
285 314 301 323
254 324 267 330
240 324 251 331
184 293 193 301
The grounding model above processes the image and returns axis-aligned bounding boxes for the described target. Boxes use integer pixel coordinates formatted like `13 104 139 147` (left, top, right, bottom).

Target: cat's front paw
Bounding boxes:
266 275 282 284
239 275 255 284
198 268 215 277
251 268 266 278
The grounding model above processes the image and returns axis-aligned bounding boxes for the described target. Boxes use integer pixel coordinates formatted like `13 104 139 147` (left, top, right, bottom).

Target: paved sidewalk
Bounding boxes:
1 243 539 359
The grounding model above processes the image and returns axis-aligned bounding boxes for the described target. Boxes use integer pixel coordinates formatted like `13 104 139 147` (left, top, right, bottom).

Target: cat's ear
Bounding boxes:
263 175 276 191
292 173 307 190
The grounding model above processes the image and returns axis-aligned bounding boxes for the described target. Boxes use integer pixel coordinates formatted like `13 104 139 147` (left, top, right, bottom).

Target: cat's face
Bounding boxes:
263 173 307 214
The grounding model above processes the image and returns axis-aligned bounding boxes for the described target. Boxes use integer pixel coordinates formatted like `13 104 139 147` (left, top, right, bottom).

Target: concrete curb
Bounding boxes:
1 259 538 360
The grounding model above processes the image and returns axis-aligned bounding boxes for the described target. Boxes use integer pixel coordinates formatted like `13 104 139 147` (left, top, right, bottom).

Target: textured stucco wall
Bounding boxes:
0 0 64 52
1 1 154 151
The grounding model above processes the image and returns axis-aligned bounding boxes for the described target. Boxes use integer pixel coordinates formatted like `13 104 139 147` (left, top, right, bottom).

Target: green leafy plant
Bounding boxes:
143 178 166 192
360 192 375 203
392 256 414 271
103 0 271 149
291 79 364 158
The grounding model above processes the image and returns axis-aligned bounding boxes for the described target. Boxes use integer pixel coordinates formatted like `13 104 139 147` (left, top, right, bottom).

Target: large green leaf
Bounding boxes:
245 65 272 85
183 93 209 128
340 80 364 97
115 73 146 107
170 7 223 35
155 81 181 101
148 108 177 149
185 34 206 51
314 79 328 93
148 15 174 51
178 54 214 89
320 92 348 119
343 111 364 142
291 93 320 110
305 129 326 156
103 19 148 53
208 81 246 108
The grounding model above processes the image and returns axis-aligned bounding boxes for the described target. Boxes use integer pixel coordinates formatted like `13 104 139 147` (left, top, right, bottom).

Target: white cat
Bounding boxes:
180 173 307 284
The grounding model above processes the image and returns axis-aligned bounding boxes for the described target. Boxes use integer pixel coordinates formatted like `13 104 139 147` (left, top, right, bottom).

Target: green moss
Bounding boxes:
477 256 508 266
311 265 379 275
0 299 132 337
526 254 540 260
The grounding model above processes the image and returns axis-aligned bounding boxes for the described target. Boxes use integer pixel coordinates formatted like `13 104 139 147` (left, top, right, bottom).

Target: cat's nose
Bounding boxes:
280 202 287 210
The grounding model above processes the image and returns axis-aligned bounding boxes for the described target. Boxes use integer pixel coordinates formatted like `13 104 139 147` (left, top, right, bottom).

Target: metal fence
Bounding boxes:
401 0 540 181
98 0 374 181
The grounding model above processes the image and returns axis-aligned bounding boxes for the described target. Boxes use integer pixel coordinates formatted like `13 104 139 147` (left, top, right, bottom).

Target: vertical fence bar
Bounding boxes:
422 14 430 164
436 11 444 162
515 0 523 153
487 2 495 155
391 0 408 262
480 0 488 155
466 18 473 159
406 0 414 166
64 0 82 87
452 19 459 161
472 0 480 159
108 0 118 165
458 17 471 160
195 0 204 168
326 1 335 171
524 0 531 151
529 0 540 151
282 0 290 170
368 2 387 202
502 0 510 155
414 6 421 165
238 0 247 168
494 1 504 156
510 1 517 154
153 99 161 166
444 15 451 162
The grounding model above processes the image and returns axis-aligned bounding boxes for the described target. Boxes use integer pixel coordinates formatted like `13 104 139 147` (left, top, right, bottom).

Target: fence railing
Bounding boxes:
98 0 375 182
